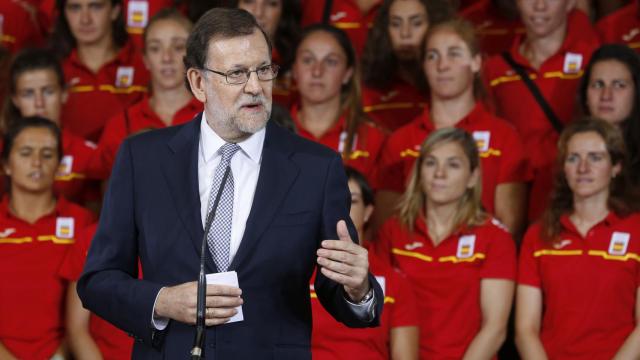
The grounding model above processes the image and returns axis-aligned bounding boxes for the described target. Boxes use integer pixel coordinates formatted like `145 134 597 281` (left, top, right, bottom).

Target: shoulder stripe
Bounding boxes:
587 250 640 262
392 248 433 262
0 237 32 244
439 253 486 263
37 235 75 245
533 249 583 257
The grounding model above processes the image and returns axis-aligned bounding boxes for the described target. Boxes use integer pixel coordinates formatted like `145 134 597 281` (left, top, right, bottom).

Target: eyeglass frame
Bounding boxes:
201 63 280 85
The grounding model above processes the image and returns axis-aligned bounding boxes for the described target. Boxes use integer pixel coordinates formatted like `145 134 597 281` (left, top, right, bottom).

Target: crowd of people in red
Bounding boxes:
1 0 640 359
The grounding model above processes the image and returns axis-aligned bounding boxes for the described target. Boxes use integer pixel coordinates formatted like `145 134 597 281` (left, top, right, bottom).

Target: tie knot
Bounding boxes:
219 143 241 163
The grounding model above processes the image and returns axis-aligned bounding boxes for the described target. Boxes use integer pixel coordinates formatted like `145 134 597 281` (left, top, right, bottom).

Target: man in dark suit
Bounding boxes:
77 7 383 359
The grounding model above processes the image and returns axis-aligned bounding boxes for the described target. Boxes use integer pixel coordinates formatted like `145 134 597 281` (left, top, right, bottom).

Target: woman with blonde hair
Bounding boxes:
516 118 640 359
376 127 516 359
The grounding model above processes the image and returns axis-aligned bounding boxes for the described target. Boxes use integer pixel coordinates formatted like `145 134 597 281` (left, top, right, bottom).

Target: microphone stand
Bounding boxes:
191 167 232 359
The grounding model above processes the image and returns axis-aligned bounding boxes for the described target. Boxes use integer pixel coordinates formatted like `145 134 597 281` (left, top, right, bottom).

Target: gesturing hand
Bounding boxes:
316 220 371 302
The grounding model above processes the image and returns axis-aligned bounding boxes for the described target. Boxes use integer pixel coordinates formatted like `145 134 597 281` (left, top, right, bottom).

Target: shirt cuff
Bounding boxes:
151 287 170 330
344 288 376 322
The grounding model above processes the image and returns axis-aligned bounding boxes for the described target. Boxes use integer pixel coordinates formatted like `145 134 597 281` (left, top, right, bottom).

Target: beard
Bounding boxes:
208 94 272 137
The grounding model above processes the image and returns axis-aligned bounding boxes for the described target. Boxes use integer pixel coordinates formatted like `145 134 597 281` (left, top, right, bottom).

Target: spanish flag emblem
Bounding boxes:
56 217 75 239
127 0 149 28
608 232 630 256
115 66 134 88
456 235 476 259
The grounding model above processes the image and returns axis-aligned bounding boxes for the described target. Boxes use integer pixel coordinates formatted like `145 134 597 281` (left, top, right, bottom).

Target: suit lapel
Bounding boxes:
230 122 299 270
161 114 217 272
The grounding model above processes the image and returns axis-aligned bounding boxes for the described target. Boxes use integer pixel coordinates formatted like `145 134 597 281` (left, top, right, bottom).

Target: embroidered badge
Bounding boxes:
127 0 149 29
115 66 135 88
563 52 583 74
56 155 73 177
404 241 424 250
608 232 630 256
56 217 75 239
0 228 16 238
457 235 476 259
472 131 491 153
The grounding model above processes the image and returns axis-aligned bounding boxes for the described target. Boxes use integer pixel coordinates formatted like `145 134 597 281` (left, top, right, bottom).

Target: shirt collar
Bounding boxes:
0 194 67 221
559 210 623 235
510 10 586 68
67 40 136 69
200 111 265 165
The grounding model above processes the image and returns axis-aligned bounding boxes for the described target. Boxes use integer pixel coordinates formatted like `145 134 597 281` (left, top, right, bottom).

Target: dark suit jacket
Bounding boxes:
77 115 383 359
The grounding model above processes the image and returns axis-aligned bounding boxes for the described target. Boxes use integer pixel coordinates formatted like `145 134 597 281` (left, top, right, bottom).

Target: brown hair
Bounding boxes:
398 127 486 231
541 117 640 242
183 8 271 86
362 0 452 90
423 17 486 101
295 24 370 160
143 7 193 51
1 48 65 134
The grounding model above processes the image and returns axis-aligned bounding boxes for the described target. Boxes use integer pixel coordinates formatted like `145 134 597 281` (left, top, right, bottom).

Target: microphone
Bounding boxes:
191 166 232 359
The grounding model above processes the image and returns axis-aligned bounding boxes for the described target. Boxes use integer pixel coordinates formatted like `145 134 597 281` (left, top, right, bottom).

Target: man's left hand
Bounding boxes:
317 220 371 302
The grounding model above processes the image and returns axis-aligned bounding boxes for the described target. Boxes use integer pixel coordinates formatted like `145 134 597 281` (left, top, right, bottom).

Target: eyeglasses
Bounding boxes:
202 63 279 85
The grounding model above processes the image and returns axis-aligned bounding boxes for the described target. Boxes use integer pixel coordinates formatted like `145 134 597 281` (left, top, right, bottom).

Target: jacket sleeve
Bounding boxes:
313 154 384 328
76 138 165 348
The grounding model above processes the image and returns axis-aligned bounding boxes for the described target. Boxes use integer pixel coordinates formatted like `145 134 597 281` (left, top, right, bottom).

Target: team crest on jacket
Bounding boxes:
116 66 135 87
127 0 149 29
608 232 630 256
563 52 583 74
472 131 491 152
457 235 476 259
56 217 75 239
56 155 74 177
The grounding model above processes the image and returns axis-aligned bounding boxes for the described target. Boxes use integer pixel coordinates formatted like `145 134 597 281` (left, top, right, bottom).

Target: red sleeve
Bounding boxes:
480 221 517 280
496 123 533 184
361 124 387 189
67 134 98 178
0 1 45 53
517 224 543 288
88 111 128 179
59 224 96 281
376 135 406 192
388 268 419 328
372 219 396 265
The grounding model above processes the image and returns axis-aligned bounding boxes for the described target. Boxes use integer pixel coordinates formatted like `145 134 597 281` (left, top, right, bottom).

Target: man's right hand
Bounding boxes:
154 281 243 326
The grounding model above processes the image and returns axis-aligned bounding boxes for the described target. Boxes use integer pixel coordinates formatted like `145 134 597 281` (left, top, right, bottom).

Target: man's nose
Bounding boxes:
244 71 262 95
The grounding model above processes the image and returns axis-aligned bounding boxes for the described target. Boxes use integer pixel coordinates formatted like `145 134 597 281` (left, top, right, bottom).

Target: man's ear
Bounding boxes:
187 68 207 103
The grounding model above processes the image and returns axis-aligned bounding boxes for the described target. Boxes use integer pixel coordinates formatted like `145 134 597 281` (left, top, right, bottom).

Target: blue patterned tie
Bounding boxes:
206 143 241 272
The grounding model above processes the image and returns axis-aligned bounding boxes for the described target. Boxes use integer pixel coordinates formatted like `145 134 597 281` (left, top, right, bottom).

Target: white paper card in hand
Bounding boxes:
206 271 244 323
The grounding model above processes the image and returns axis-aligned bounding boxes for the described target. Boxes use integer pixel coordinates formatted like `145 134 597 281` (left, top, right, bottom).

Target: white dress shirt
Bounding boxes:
198 112 264 263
